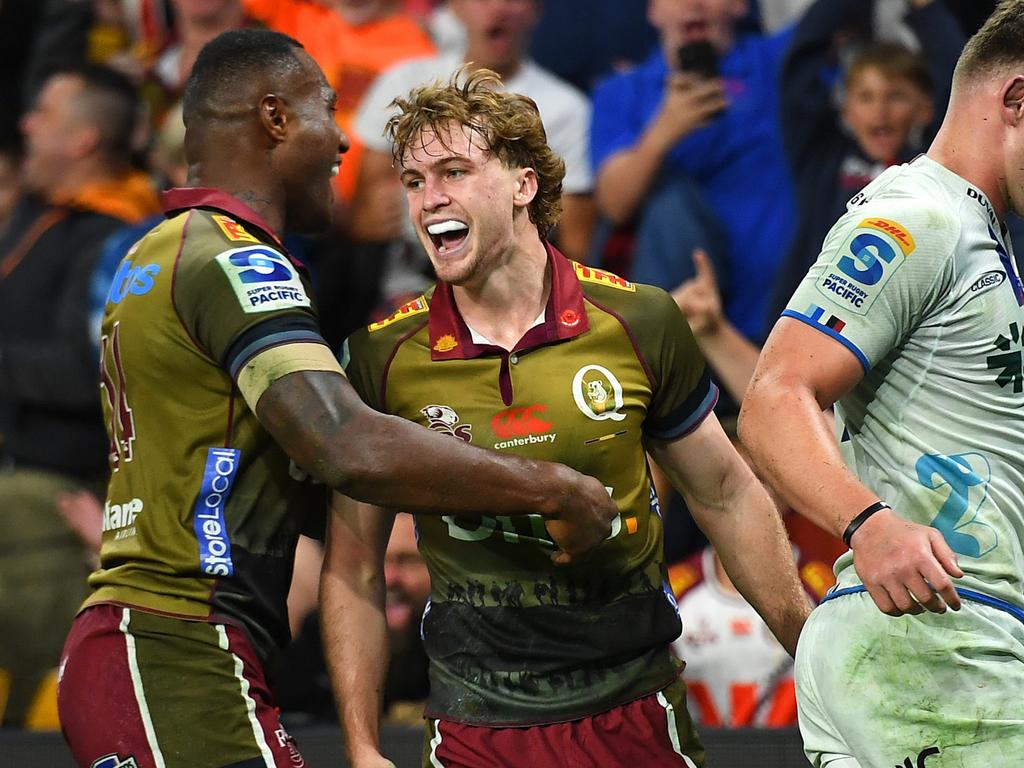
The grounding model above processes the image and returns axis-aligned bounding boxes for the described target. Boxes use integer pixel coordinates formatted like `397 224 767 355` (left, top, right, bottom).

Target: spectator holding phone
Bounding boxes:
591 0 797 342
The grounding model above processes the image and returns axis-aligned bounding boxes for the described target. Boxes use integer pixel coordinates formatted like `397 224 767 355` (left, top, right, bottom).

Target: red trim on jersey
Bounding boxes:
161 187 289 254
426 241 590 361
169 210 213 360
379 316 431 413
581 294 658 391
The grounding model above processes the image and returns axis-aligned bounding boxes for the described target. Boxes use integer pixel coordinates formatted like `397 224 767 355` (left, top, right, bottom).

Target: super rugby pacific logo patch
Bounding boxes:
816 217 916 316
215 245 311 314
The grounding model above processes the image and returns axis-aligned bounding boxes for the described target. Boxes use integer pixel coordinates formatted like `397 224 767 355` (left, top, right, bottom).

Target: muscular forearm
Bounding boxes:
258 370 578 518
322 574 388 761
687 468 809 656
321 509 390 763
647 421 808 655
739 376 878 539
595 127 675 225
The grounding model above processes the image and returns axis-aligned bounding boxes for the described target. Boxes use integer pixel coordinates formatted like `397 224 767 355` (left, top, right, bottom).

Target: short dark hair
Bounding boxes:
182 29 306 127
55 64 139 161
845 42 933 97
955 0 1024 85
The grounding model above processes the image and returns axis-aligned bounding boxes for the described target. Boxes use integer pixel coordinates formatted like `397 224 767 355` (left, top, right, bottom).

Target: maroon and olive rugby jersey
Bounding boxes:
342 245 718 725
84 189 329 661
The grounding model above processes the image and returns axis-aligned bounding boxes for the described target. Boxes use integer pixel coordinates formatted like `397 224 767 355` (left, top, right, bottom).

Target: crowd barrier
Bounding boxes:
0 724 812 767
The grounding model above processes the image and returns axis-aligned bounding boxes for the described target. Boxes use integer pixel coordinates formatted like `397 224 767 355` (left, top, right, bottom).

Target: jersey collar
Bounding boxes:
427 241 590 361
161 187 286 249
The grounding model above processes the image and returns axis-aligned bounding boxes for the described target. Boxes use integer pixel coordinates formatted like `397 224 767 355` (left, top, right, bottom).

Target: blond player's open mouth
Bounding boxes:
427 219 470 254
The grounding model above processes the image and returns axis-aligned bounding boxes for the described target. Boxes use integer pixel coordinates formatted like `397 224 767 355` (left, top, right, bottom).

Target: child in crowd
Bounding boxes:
769 0 965 319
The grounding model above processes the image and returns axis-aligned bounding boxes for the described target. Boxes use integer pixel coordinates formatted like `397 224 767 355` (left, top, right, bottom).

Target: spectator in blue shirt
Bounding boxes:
591 0 796 341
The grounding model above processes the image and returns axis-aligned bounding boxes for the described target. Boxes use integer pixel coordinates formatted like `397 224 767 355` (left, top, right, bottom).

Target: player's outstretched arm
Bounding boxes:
320 494 397 768
256 368 617 563
739 318 962 616
648 414 810 656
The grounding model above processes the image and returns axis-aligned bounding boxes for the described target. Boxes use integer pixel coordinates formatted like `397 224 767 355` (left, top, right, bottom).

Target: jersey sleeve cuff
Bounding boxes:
780 308 871 373
644 370 719 441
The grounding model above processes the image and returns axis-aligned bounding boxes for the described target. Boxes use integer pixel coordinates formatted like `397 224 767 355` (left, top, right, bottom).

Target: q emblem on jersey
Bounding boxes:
816 218 916 315
215 245 311 314
572 364 626 422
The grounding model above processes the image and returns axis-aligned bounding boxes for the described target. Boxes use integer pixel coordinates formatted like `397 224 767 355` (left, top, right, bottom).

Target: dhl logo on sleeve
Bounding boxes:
212 214 261 244
368 295 428 331
860 218 915 255
572 262 636 292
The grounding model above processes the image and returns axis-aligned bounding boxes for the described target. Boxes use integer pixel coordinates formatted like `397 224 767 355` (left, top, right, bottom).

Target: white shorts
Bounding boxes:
795 588 1024 767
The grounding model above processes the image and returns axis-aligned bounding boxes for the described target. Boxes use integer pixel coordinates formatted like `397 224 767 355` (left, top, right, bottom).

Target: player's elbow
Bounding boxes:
737 370 793 462
316 446 389 500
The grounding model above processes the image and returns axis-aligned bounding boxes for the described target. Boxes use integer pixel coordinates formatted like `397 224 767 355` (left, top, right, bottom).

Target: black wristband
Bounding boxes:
842 501 892 548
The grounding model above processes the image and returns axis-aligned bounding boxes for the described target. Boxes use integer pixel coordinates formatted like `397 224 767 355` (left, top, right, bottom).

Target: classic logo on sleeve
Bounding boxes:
816 218 916 315
215 245 311 313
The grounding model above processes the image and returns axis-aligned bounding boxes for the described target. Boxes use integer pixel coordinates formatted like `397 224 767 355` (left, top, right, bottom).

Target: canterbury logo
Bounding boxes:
492 405 553 438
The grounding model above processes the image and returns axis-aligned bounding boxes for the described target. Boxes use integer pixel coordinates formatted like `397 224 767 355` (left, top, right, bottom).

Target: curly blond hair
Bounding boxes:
385 66 565 235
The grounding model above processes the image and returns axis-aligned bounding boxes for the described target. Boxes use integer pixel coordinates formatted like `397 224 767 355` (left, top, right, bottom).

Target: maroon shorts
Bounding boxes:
58 604 305 768
421 677 704 767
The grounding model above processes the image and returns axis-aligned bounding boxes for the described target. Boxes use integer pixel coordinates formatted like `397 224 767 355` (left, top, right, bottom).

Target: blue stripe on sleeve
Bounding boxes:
780 309 871 373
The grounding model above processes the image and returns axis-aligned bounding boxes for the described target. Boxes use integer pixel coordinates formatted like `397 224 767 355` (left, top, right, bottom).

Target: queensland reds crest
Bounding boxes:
421 404 473 442
572 364 626 421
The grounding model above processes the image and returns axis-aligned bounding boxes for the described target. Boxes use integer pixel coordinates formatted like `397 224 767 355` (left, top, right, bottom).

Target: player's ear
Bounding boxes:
1000 75 1024 126
258 94 289 144
513 168 538 209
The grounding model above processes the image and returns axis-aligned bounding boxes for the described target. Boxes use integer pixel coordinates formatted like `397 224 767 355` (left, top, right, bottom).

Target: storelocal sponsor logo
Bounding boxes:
193 447 240 576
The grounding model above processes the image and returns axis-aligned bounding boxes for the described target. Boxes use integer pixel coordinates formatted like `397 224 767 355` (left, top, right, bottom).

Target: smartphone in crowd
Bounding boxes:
677 41 719 79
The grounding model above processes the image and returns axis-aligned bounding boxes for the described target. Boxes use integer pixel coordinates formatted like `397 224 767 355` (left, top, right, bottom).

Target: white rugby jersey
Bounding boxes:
785 154 1024 609
671 548 796 727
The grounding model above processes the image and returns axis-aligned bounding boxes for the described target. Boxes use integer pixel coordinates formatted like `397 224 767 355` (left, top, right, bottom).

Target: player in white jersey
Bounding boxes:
670 548 807 728
741 4 1024 766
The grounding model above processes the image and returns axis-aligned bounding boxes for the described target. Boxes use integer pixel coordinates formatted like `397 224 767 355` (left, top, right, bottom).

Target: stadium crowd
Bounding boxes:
0 0 1013 763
